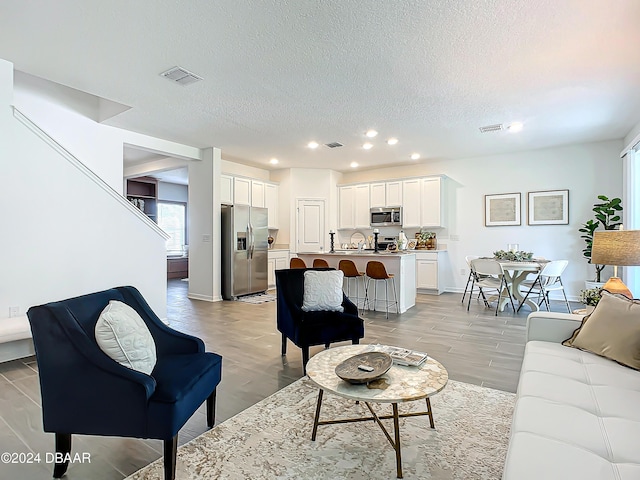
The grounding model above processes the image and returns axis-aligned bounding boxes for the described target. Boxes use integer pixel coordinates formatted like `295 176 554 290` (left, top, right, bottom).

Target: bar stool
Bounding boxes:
290 258 307 269
364 261 399 318
313 258 329 268
338 259 366 313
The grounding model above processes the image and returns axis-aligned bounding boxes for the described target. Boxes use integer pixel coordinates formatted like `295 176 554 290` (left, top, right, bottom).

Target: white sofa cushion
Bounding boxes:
504 341 640 480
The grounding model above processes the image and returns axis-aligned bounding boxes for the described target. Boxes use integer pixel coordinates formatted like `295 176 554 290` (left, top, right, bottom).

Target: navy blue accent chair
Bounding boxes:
26 286 222 480
276 268 364 373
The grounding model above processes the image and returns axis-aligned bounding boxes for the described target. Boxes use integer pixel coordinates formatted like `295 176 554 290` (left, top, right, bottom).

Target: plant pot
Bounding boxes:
584 281 605 290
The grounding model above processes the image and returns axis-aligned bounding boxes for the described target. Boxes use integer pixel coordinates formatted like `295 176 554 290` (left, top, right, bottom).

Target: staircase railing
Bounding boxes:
12 106 169 240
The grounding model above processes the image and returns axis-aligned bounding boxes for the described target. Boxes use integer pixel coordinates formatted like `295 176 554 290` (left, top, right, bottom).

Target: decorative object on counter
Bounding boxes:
507 243 519 253
416 230 437 250
398 230 408 250
578 195 623 282
334 352 393 384
328 230 335 253
493 250 534 261
367 235 373 249
350 232 366 251
408 240 417 250
267 236 275 248
373 229 380 253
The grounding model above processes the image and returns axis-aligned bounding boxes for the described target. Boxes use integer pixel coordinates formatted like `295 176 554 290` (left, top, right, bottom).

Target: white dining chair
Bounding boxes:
517 260 571 313
468 258 516 316
461 255 489 307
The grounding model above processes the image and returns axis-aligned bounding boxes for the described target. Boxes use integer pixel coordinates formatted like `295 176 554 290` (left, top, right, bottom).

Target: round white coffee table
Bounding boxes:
306 344 448 479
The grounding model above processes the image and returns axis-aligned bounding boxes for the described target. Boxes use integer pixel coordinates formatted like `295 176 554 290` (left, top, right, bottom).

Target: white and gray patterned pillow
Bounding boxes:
301 270 345 312
95 300 157 375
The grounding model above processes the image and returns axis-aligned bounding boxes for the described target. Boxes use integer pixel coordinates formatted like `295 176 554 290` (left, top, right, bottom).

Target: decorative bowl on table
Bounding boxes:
493 250 534 261
335 352 393 384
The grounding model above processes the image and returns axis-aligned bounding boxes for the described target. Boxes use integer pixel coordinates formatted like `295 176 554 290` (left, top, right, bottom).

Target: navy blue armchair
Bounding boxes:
27 286 222 480
276 268 364 373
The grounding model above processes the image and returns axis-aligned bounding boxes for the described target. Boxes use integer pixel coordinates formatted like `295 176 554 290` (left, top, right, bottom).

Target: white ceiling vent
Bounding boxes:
160 66 203 86
325 142 344 148
479 124 504 133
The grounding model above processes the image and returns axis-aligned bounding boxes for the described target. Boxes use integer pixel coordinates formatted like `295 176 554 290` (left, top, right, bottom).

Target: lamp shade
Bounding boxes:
591 230 640 266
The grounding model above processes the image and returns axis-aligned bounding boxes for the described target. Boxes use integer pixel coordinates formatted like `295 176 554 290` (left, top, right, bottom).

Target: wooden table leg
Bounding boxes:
311 389 324 441
425 397 435 428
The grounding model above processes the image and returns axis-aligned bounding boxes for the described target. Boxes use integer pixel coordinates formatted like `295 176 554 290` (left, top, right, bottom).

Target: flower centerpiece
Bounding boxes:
493 250 534 262
578 287 602 307
416 230 437 249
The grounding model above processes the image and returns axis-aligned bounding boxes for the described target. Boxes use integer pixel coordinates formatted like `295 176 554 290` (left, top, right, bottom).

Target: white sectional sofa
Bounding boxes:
503 311 640 480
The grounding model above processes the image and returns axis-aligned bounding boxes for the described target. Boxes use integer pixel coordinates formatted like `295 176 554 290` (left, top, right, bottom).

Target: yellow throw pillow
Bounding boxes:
563 291 640 370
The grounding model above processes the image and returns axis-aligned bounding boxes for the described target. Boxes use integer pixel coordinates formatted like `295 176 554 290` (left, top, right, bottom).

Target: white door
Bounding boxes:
297 199 325 253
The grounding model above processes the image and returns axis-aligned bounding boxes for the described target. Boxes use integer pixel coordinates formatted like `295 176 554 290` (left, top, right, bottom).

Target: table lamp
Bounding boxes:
591 230 640 298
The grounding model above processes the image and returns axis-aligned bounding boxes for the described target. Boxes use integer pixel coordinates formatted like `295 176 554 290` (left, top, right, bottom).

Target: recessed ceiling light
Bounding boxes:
269 158 279 164
363 143 373 150
387 138 398 145
365 129 378 138
350 162 359 168
410 153 420 160
307 141 319 149
508 122 523 133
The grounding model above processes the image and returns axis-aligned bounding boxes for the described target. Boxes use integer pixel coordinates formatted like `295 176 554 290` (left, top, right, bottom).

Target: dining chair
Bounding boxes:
517 260 571 313
313 258 330 268
468 258 516 315
461 255 489 306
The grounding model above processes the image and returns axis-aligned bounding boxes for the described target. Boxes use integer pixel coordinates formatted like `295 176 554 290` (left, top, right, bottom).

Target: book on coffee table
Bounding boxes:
365 345 428 367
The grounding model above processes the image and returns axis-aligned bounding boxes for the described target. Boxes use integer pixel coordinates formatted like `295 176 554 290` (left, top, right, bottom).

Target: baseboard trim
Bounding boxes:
187 293 222 302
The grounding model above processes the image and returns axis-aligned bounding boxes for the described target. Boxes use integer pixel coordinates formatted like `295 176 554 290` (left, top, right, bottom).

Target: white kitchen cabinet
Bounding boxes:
268 250 289 288
234 177 251 205
264 182 278 229
338 185 355 229
370 182 386 207
220 174 233 204
421 177 443 227
354 184 370 228
415 251 446 294
401 179 421 228
386 181 402 206
251 180 265 208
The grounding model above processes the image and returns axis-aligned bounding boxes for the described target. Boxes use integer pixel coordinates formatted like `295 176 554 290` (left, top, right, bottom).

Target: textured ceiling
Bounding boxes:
1 0 640 172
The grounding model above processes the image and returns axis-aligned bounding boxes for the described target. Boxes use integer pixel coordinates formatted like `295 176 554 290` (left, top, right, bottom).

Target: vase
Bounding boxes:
584 281 605 290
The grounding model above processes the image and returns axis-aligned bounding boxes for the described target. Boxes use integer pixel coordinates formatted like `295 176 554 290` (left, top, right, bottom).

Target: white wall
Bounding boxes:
0 59 168 318
158 182 188 203
221 159 270 180
340 140 624 299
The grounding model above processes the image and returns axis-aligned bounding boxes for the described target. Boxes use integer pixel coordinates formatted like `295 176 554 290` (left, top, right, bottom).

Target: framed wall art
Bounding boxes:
484 193 521 226
527 189 569 225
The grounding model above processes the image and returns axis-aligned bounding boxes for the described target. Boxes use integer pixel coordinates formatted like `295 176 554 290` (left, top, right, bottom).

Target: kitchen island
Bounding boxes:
297 251 416 314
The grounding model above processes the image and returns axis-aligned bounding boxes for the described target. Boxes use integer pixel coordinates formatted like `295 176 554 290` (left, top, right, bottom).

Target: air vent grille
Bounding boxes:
160 66 203 86
325 142 344 148
479 124 504 133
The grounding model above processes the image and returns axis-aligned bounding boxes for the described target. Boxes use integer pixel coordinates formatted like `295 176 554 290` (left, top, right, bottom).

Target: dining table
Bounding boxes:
494 259 549 312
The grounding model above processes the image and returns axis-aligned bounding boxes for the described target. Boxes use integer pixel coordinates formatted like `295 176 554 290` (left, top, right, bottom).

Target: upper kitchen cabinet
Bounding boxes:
339 184 370 229
220 174 233 204
370 181 402 208
264 182 279 229
338 185 355 229
234 177 251 205
401 178 422 228
421 176 444 227
251 180 265 208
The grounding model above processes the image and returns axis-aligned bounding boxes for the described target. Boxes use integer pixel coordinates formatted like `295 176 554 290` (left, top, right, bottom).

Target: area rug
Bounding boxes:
236 293 277 304
126 378 514 479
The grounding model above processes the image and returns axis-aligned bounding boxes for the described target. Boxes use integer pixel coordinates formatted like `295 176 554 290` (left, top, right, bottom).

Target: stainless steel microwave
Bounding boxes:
370 207 402 227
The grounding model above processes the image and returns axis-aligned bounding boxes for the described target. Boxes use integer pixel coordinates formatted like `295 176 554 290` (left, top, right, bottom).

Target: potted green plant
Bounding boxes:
418 229 437 250
578 287 602 314
578 195 622 285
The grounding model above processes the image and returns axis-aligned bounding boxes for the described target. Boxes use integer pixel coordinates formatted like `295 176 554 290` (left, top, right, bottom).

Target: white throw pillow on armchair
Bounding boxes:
302 270 345 312
95 300 157 375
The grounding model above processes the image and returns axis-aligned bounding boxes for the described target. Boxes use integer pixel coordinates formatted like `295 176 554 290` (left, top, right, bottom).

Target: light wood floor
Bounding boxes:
0 280 578 479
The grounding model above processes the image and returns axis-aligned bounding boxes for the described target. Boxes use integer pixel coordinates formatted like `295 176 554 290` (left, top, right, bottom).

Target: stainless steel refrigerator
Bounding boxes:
221 204 268 300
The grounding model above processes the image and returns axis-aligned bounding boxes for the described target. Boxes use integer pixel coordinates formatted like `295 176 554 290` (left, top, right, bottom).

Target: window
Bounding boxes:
157 202 187 255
